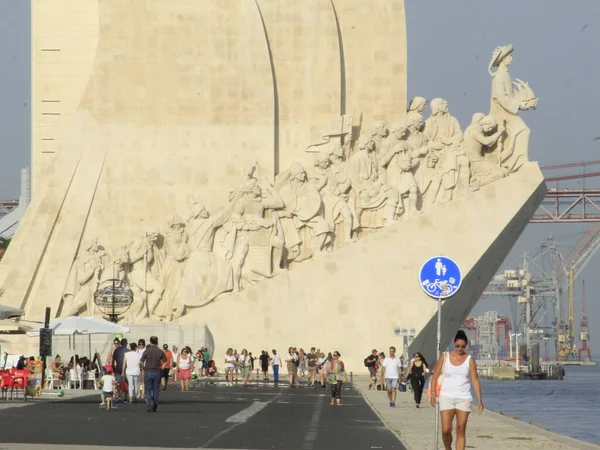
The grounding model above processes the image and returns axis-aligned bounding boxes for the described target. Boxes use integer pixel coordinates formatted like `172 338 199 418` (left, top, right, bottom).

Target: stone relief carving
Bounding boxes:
61 238 108 317
126 229 164 322
59 44 537 322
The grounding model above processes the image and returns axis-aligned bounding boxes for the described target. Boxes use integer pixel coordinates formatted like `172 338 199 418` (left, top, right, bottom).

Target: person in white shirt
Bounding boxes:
382 346 402 408
171 346 179 385
224 348 236 386
122 342 142 404
271 349 281 382
99 367 116 408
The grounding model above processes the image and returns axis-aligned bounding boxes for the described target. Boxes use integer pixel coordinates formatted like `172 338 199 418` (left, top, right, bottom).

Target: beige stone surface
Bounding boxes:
353 377 599 450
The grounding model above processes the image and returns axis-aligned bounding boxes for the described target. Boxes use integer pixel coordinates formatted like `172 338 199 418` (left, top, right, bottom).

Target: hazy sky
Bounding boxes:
0 1 598 353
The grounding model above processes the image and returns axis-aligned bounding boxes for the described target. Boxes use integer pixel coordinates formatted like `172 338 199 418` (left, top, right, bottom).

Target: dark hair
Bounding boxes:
150 336 158 345
120 338 128 346
454 330 468 344
414 352 428 368
138 339 146 345
130 343 138 351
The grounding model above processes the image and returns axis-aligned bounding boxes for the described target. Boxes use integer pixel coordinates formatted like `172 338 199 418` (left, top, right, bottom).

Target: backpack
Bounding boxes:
364 356 370 367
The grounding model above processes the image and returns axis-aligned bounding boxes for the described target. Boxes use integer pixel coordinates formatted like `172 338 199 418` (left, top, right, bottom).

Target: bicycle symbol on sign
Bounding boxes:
422 278 455 295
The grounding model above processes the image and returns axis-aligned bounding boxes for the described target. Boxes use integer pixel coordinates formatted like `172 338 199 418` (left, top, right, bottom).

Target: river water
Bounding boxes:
480 365 600 444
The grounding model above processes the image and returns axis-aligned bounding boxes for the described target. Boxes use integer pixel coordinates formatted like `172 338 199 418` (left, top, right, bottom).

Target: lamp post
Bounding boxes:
394 326 416 369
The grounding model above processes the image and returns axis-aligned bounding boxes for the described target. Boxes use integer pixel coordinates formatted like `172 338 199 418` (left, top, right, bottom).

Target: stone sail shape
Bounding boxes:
0 0 276 318
0 0 408 322
179 163 546 369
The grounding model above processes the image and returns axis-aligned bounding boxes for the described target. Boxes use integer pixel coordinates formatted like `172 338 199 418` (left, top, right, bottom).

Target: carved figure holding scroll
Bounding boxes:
276 162 332 261
222 177 285 291
346 136 400 228
379 123 419 217
159 214 189 318
464 113 508 188
312 150 358 245
127 229 163 322
61 238 108 317
489 44 536 173
425 98 467 202
172 196 241 319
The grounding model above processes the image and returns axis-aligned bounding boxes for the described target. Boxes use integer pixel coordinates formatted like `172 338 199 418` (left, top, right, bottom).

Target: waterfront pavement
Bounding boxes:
0 377 598 449
353 377 600 450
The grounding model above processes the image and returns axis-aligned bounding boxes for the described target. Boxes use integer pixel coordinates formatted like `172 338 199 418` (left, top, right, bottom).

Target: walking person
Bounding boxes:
224 348 236 386
324 351 347 406
171 345 179 385
306 348 317 387
429 330 483 450
382 346 402 407
137 339 146 398
161 344 173 390
259 350 270 380
406 352 428 407
239 349 252 386
364 349 379 390
177 347 193 391
140 336 167 412
285 347 298 387
122 342 142 404
378 352 386 391
271 349 281 383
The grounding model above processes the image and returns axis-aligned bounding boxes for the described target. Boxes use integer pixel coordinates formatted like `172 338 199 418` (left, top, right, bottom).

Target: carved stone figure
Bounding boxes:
425 98 467 202
61 238 108 317
311 151 358 245
126 229 164 322
172 198 240 319
159 214 189 318
488 44 536 173
464 113 509 187
371 121 390 156
379 123 419 217
222 177 285 291
406 112 441 207
276 162 332 261
346 136 400 228
408 96 427 114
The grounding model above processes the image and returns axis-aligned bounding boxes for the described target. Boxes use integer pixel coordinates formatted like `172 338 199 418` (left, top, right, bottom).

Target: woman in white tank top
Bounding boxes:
429 330 483 450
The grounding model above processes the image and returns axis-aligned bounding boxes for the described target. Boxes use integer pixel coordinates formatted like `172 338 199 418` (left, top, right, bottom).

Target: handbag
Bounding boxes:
426 353 445 400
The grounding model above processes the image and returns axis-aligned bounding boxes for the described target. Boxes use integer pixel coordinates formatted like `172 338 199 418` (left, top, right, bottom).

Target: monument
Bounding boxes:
0 1 545 367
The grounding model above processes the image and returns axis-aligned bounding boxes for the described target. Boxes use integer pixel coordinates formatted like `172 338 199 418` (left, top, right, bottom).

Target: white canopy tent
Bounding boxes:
28 316 130 381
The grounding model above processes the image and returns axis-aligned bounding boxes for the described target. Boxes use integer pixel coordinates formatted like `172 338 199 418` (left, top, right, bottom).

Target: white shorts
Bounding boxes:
439 396 471 412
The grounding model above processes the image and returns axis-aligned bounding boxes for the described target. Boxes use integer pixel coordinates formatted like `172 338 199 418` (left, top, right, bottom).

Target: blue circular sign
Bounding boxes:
419 256 462 298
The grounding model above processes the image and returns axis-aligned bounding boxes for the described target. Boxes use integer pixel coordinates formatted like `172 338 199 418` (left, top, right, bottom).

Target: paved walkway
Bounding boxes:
0 380 404 449
353 376 599 450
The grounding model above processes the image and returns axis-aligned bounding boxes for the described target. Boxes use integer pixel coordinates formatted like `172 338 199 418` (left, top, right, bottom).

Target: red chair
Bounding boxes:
0 372 14 400
11 369 28 401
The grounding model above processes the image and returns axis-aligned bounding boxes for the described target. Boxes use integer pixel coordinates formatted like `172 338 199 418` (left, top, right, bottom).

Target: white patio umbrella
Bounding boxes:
27 316 130 337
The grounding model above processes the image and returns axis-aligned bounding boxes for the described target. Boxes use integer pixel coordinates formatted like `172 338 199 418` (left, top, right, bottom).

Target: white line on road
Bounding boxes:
301 395 324 450
225 400 271 423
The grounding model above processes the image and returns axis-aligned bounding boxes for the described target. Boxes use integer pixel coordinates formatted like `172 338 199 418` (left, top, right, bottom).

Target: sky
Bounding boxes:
0 0 599 354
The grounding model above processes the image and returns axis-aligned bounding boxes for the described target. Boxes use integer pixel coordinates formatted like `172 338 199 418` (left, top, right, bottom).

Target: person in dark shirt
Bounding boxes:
140 335 167 412
365 349 379 390
112 338 130 383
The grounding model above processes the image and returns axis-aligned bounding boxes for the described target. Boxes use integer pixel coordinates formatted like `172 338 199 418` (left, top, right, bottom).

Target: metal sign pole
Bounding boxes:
435 294 442 450
418 256 462 450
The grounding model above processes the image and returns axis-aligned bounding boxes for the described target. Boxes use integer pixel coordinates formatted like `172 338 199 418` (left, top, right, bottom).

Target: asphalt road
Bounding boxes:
0 381 406 450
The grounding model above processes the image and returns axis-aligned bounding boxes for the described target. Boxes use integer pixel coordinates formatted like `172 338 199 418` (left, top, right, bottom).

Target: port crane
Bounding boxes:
578 280 592 361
